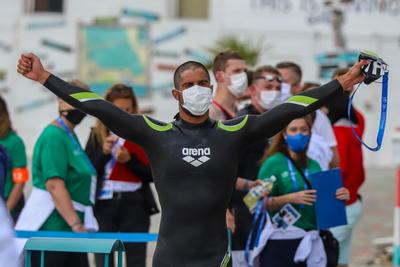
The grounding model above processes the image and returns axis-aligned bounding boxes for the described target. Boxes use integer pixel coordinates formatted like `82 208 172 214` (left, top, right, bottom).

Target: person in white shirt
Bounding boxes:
300 82 340 170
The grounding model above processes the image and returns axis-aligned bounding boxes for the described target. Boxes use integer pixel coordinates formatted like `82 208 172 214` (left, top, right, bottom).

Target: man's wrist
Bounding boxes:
336 74 353 92
38 70 50 85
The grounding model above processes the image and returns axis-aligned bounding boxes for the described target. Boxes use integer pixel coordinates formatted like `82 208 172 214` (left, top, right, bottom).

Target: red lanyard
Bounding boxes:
212 100 235 120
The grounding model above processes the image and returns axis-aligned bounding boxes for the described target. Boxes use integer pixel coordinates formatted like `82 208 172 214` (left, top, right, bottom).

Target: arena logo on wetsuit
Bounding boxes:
182 147 211 167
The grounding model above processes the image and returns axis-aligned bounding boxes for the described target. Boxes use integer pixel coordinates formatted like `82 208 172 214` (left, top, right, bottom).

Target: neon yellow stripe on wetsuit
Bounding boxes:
286 95 318 107
217 115 248 132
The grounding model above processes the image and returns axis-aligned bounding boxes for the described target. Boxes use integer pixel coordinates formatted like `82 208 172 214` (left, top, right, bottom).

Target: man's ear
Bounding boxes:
215 71 225 83
250 84 259 100
171 88 180 101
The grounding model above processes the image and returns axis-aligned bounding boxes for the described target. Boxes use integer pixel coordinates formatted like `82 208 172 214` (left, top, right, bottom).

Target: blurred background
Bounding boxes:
1 0 400 265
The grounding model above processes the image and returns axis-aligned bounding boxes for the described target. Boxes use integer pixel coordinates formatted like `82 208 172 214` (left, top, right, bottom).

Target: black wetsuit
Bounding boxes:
43 74 343 267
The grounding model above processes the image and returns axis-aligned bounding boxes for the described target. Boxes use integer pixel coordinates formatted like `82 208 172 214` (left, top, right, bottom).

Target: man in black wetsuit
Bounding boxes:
17 53 367 267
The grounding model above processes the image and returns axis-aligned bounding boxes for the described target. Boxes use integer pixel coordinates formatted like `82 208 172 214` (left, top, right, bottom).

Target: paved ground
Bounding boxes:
349 167 396 267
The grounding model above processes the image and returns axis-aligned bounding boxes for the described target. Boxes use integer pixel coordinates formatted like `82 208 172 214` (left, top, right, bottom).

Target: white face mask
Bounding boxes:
181 85 212 116
258 90 281 110
280 82 292 102
228 72 248 96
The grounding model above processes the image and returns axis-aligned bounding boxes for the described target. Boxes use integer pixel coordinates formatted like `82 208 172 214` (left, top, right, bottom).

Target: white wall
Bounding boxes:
1 0 400 166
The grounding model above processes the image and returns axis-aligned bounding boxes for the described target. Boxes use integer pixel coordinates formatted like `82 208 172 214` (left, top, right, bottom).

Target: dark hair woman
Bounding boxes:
85 84 158 267
0 95 28 222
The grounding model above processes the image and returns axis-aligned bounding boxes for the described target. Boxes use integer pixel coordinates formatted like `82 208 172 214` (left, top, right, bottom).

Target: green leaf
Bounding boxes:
203 36 269 69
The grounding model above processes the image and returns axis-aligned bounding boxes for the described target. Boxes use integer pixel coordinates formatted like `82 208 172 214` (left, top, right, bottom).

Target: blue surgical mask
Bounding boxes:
285 133 311 152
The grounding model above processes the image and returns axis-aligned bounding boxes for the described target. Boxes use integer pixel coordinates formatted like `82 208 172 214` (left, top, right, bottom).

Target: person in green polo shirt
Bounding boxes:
28 80 95 267
0 96 28 222
255 116 350 267
32 117 94 231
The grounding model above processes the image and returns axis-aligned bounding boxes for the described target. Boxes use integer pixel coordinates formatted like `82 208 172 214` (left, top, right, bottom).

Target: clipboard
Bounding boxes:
310 168 347 229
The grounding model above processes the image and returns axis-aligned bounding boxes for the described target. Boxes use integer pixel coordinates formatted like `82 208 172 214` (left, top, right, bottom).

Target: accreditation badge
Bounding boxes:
272 204 301 229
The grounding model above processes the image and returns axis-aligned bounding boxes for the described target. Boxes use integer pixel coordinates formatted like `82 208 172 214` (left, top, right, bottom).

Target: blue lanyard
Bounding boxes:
104 139 120 181
348 71 388 151
56 117 96 175
245 199 268 267
286 159 309 192
287 159 309 210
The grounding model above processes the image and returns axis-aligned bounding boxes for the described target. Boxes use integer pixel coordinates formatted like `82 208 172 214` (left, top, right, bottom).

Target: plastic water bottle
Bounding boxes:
243 176 276 214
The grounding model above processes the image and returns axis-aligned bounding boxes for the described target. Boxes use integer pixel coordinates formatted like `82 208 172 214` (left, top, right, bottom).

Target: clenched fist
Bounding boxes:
17 53 50 84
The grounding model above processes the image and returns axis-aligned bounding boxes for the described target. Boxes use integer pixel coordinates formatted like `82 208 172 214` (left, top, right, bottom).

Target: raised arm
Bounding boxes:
17 53 156 145
43 74 150 143
243 60 368 143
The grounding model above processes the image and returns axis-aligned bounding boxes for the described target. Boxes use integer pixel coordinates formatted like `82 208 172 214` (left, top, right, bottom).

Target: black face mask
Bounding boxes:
59 109 86 125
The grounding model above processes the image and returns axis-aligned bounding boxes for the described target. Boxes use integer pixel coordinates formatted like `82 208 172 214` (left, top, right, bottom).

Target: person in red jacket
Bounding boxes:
323 68 366 267
85 84 159 267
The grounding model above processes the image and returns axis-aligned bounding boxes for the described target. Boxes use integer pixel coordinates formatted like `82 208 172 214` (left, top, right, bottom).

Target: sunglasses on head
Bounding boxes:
255 74 282 83
264 74 282 83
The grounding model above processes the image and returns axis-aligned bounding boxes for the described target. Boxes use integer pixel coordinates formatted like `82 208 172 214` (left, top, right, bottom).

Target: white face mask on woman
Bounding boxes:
258 90 281 110
181 85 213 116
228 72 248 96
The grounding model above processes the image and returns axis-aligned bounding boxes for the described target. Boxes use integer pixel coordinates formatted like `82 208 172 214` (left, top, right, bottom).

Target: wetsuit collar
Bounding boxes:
173 113 215 129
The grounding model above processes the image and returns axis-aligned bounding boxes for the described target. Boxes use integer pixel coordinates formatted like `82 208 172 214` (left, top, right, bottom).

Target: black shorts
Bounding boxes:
259 238 306 267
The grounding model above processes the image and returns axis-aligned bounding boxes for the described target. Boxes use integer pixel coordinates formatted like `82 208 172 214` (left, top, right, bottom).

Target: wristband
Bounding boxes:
264 197 272 209
13 168 29 183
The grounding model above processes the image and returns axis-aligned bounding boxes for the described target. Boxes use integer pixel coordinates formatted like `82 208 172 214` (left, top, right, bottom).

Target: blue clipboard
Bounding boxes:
310 168 347 229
